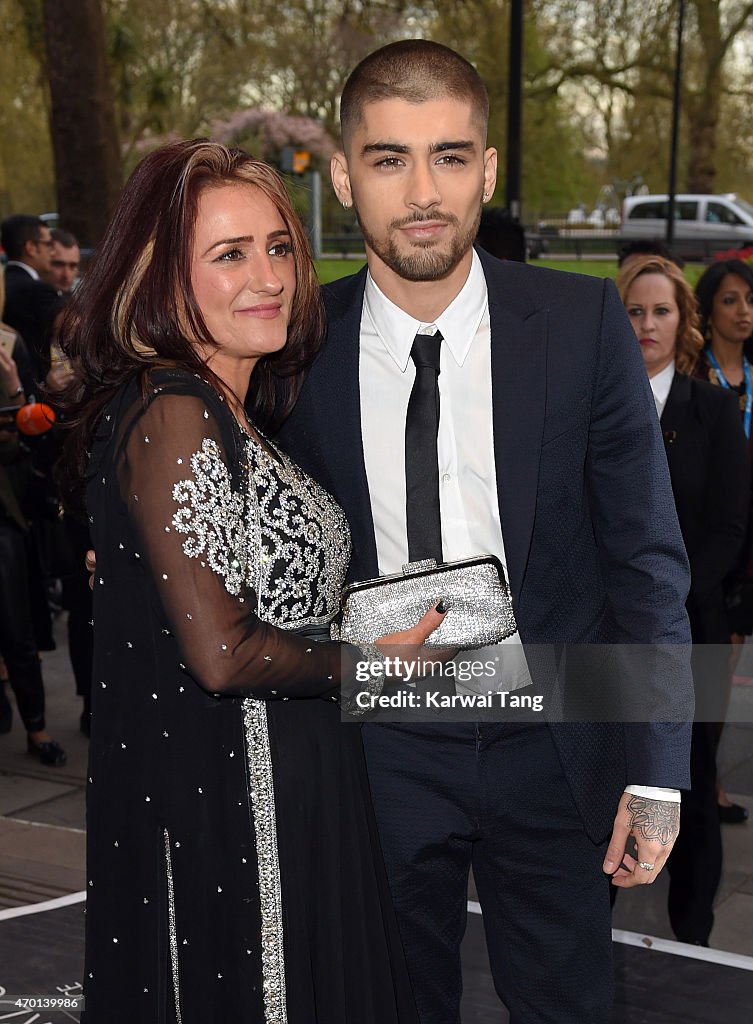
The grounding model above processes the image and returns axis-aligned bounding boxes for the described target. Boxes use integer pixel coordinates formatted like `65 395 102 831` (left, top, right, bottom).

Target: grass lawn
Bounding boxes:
537 259 617 278
316 258 365 283
316 255 707 287
536 258 706 286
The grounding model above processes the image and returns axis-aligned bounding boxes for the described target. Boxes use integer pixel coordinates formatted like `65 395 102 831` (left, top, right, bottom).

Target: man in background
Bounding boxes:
47 228 81 294
1 215 62 380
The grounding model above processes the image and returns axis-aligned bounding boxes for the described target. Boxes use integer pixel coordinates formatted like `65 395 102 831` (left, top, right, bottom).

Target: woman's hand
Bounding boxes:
376 601 448 649
374 602 456 679
86 549 97 589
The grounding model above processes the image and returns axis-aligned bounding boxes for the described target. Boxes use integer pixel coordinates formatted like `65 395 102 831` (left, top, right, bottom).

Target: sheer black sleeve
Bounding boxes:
115 381 357 699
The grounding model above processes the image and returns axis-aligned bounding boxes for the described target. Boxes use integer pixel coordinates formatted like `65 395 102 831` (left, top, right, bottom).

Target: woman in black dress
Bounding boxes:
617 255 749 944
59 140 441 1023
695 259 753 823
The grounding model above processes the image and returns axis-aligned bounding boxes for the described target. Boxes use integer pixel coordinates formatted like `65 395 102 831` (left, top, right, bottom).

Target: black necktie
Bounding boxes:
405 330 443 563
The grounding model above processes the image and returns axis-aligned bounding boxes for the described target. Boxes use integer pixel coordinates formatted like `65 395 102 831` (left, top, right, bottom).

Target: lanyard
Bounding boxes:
705 348 753 439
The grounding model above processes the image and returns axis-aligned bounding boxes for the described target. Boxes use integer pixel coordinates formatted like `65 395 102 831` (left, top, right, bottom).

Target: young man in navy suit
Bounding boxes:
279 40 693 1024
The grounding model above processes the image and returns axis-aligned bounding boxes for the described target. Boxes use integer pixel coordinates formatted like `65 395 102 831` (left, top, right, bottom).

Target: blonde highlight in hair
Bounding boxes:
616 256 704 376
111 238 157 355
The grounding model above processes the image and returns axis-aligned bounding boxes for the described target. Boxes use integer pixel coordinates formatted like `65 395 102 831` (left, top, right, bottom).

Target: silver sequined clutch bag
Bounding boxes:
331 556 517 649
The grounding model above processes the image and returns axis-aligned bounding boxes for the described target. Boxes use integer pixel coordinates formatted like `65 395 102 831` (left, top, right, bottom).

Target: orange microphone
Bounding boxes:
15 403 56 436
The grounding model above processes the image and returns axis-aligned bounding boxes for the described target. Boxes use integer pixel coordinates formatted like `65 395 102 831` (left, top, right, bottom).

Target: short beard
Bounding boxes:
355 208 482 282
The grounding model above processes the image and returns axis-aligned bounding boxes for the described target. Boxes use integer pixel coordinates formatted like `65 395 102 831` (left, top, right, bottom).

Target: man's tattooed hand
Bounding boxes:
603 792 681 887
625 795 680 846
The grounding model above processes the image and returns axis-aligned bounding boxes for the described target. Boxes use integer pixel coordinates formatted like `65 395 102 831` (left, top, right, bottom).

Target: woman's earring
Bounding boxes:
483 192 490 201
342 199 350 209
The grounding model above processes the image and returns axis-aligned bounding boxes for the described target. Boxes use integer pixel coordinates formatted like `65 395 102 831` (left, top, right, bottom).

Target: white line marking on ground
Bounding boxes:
0 891 86 921
611 928 753 971
4 816 85 834
467 901 753 970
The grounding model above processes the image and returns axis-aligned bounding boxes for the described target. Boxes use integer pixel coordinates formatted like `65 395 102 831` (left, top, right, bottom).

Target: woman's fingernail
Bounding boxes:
436 599 449 614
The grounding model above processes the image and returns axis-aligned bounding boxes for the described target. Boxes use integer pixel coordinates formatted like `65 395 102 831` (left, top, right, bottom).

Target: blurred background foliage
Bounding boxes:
1 0 752 240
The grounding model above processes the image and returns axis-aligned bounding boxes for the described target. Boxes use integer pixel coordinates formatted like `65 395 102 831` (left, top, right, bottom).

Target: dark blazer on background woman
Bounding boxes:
660 372 750 643
659 370 749 944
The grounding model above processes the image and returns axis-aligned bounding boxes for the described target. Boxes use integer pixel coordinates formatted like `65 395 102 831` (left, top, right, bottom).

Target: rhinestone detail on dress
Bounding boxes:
171 438 245 595
163 827 182 1023
243 698 287 1024
244 438 350 629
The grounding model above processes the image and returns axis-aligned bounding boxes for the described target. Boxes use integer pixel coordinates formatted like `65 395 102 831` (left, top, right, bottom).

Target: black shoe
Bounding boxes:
0 687 11 735
27 736 67 766
718 802 748 824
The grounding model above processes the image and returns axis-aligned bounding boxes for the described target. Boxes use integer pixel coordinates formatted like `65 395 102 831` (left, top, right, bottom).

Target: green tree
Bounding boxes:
104 0 409 167
532 0 753 193
0 1 54 218
426 0 602 216
683 0 753 192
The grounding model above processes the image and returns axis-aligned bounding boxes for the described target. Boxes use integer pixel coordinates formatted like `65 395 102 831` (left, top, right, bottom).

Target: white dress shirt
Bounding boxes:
360 250 531 694
5 260 39 280
649 361 676 418
357 250 678 803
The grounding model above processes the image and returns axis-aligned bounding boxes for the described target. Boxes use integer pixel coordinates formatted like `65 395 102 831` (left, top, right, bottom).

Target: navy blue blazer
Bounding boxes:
278 248 693 839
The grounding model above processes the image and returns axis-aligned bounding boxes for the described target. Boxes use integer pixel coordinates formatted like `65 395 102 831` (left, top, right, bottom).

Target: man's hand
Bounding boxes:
603 792 680 887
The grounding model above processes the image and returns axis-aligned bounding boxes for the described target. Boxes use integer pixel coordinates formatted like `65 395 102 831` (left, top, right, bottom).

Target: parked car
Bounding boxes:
619 193 753 258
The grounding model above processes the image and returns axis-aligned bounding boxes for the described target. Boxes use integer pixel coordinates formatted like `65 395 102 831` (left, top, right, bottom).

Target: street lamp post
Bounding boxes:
505 0 524 221
666 0 686 248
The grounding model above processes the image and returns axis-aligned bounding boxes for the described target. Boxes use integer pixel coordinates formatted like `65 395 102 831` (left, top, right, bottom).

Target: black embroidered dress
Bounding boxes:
82 371 415 1023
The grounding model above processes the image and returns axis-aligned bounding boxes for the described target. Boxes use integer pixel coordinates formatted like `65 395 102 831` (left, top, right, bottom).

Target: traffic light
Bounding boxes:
292 149 310 174
280 147 311 174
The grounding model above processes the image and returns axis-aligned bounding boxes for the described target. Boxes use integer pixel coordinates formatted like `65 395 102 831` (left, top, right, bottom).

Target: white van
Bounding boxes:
620 193 753 256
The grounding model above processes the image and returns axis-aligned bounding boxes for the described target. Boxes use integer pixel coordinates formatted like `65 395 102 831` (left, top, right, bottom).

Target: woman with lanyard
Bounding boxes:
696 258 753 825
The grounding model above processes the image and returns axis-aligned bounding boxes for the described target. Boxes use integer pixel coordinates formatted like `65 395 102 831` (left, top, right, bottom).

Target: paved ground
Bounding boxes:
1 619 752 1017
0 624 87 913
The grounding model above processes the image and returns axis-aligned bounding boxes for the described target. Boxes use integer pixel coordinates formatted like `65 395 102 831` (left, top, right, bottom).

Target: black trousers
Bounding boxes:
0 518 46 732
664 643 727 945
362 722 613 1024
666 720 723 944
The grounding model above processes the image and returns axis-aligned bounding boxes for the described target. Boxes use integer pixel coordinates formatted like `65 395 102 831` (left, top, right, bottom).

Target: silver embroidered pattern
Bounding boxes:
344 643 387 717
244 439 350 629
243 698 287 1024
172 438 246 595
170 421 351 1024
163 827 182 1023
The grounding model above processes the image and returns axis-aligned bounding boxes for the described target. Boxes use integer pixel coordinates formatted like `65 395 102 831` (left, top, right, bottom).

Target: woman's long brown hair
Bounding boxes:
57 139 325 501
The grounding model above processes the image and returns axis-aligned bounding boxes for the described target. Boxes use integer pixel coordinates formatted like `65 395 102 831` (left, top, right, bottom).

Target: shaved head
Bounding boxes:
339 40 489 154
